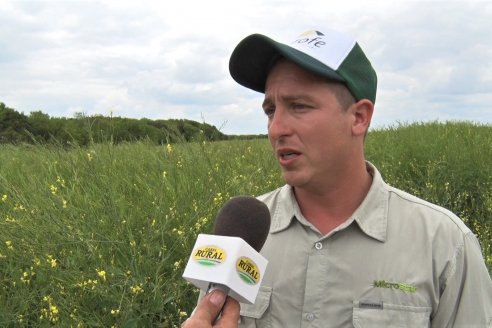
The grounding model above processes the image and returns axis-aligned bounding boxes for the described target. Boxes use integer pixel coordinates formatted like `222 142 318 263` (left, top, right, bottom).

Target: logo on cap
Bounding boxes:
193 245 227 266
298 30 325 37
293 30 326 49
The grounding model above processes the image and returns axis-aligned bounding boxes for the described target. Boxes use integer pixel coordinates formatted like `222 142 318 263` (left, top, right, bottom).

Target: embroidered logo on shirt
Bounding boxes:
373 280 417 293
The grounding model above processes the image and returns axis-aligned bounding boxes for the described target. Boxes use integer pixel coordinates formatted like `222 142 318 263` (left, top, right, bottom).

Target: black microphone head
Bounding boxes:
213 196 271 252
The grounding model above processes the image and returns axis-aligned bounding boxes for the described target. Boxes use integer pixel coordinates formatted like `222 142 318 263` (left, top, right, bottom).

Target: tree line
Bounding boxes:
0 102 263 145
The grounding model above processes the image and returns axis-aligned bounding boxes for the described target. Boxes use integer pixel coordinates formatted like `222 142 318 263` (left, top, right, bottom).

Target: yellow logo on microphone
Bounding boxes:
193 245 227 266
236 257 260 285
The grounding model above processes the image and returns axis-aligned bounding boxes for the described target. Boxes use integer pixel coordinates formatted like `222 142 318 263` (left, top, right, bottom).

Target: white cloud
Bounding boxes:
0 0 491 135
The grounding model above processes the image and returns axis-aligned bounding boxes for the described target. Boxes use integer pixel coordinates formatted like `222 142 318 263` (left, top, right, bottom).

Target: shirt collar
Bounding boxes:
352 162 389 242
269 184 298 233
269 161 389 242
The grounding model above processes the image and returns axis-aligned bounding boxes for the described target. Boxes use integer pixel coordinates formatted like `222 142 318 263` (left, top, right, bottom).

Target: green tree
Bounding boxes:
28 110 52 142
0 102 31 143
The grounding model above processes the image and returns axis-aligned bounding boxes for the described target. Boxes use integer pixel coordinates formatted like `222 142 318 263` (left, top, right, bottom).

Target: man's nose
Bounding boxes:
268 107 292 140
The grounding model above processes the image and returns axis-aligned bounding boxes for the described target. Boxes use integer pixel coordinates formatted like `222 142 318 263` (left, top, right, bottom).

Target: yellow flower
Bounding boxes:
213 192 223 205
56 176 65 187
5 240 13 250
20 271 30 284
47 255 57 268
50 185 58 195
41 296 59 323
111 309 120 315
50 304 58 313
130 283 144 295
13 203 26 211
97 269 107 282
1 194 7 202
62 199 68 208
5 215 16 223
166 143 173 154
172 228 184 236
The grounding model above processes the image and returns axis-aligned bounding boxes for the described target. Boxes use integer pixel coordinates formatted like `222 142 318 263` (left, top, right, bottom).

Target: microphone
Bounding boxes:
213 196 271 252
182 196 271 304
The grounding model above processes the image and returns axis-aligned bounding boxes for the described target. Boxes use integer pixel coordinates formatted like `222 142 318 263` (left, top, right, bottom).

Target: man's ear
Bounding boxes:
351 99 374 137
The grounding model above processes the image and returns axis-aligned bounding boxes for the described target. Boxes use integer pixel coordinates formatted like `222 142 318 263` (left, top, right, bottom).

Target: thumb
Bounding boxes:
193 289 227 322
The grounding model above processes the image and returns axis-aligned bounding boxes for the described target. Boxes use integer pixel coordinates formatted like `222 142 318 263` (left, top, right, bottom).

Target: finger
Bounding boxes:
193 289 227 323
214 296 240 327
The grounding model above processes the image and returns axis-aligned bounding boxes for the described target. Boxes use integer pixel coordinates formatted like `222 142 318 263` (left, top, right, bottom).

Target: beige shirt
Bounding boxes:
239 162 492 327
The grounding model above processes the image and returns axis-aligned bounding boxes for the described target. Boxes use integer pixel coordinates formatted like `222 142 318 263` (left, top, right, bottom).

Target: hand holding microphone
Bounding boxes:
181 196 271 327
180 289 239 328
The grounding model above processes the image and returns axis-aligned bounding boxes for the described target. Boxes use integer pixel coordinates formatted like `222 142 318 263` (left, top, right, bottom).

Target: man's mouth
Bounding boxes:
281 151 299 160
278 149 301 161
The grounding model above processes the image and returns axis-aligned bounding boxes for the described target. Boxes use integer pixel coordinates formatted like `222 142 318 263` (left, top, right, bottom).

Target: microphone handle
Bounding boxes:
206 282 231 295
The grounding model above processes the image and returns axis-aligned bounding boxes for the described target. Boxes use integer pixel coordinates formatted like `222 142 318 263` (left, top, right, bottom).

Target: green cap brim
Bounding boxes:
229 34 346 94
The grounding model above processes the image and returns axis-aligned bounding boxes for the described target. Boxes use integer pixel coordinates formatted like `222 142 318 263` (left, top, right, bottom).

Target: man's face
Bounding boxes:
263 60 356 192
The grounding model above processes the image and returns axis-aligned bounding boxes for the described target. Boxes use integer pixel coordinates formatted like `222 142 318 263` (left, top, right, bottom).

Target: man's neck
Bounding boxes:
294 162 373 235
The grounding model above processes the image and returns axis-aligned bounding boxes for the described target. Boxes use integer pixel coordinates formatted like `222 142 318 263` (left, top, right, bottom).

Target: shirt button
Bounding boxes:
315 242 323 250
306 313 315 321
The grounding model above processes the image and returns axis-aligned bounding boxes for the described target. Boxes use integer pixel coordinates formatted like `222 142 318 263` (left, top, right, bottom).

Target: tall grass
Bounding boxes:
0 121 490 327
365 121 492 261
0 137 281 327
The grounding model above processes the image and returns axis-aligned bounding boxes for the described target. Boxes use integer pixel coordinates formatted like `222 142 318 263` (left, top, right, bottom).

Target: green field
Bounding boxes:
0 121 491 327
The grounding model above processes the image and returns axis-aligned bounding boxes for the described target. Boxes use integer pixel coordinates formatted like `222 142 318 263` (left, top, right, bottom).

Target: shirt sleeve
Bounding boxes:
431 232 492 327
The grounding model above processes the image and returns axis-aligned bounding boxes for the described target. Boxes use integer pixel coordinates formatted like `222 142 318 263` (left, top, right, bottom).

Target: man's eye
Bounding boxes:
292 103 308 110
263 108 275 117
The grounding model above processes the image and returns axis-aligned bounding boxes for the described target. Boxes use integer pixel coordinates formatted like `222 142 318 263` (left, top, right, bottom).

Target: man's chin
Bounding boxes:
282 173 305 188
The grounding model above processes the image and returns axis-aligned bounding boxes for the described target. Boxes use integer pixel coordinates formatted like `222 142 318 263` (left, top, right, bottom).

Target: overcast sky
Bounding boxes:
1 0 491 135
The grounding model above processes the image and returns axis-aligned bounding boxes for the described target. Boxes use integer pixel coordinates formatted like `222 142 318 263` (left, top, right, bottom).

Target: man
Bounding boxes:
183 29 492 327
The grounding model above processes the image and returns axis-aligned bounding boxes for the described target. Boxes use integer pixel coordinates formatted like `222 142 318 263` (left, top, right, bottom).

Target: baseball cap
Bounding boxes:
229 29 377 103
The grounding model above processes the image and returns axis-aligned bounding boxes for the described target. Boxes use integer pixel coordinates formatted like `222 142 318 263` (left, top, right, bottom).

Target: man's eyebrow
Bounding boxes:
262 95 315 109
283 95 315 103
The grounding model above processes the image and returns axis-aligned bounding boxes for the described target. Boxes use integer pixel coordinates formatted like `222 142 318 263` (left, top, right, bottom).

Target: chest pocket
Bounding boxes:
239 286 272 328
353 301 432 328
